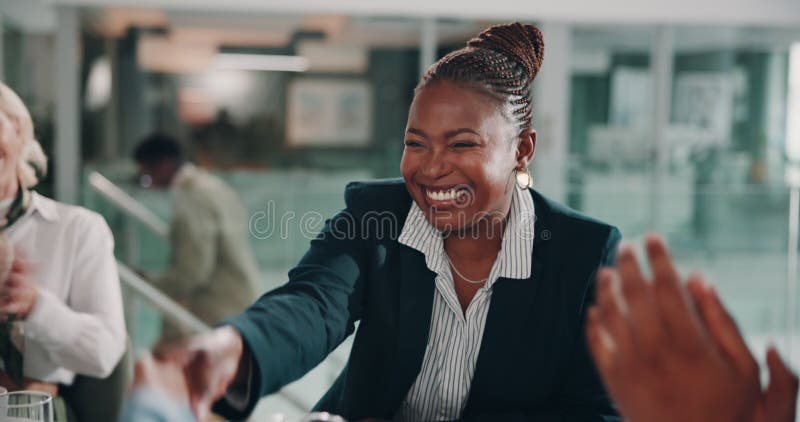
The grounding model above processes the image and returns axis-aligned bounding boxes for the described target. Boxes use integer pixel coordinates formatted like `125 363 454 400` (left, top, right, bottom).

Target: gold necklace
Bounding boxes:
445 254 488 285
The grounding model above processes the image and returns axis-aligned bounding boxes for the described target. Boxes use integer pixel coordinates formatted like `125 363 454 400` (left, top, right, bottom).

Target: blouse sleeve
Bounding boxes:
24 211 126 378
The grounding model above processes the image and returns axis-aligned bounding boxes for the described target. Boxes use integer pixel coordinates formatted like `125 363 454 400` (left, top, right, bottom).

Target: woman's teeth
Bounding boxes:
426 188 466 202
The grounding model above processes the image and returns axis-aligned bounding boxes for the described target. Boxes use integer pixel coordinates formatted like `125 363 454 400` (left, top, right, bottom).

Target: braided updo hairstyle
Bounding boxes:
417 22 545 134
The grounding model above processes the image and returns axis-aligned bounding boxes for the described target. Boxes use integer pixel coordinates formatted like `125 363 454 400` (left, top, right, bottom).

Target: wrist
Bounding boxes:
216 325 244 361
216 326 248 386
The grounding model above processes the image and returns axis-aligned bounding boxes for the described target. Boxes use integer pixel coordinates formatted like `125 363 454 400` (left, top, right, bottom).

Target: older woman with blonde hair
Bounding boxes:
0 82 126 421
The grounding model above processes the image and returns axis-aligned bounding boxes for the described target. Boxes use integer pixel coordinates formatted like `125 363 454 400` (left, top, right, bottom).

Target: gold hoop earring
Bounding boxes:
515 168 533 190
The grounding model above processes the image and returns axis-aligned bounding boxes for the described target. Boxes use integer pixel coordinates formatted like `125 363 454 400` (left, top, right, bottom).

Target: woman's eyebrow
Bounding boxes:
406 128 429 139
406 127 482 139
444 128 481 138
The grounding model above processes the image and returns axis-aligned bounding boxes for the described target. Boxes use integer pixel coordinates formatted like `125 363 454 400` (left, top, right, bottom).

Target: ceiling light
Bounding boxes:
214 53 309 72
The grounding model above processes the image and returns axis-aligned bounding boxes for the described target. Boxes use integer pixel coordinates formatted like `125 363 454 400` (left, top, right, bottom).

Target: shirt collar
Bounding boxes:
498 185 535 280
171 163 196 189
398 187 535 282
29 192 58 222
398 202 447 275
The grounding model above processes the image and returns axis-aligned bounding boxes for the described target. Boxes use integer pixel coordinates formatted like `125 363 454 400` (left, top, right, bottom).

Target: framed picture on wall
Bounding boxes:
286 78 373 147
673 71 736 143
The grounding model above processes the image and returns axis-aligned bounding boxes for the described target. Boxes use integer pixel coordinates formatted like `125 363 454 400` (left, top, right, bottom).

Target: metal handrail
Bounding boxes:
117 260 210 333
88 171 169 239
90 171 333 413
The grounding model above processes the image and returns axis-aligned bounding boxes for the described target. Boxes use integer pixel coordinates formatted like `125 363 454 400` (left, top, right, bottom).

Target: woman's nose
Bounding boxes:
421 151 452 179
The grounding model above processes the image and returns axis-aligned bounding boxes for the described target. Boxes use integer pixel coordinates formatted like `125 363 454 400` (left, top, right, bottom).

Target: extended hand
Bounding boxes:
586 235 797 422
136 326 247 421
133 353 191 404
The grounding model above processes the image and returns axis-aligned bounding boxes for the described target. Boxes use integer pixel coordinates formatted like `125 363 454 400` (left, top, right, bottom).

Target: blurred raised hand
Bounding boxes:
586 235 798 422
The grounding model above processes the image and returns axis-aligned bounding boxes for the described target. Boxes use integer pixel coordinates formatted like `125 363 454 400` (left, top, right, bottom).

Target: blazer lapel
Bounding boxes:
384 243 437 414
463 189 554 414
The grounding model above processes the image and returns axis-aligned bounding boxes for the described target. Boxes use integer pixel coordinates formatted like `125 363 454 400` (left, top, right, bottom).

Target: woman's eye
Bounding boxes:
452 141 477 148
404 140 423 148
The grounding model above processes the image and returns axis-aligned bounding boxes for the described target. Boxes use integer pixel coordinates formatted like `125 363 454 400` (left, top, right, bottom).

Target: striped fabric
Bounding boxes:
394 187 535 421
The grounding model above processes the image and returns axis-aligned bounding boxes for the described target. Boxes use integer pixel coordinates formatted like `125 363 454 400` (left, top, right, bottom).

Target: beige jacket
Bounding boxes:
158 165 260 329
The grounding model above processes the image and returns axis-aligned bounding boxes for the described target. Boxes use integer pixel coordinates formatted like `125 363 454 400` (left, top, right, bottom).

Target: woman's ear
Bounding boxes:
515 128 536 169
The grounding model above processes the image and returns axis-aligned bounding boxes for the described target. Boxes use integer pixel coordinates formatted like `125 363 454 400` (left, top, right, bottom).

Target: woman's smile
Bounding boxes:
421 184 472 209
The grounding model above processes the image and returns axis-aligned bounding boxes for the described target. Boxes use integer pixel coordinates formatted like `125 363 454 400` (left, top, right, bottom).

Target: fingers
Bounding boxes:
595 268 635 358
645 234 707 352
10 257 27 273
1 274 27 298
191 397 212 422
153 337 195 365
588 266 653 397
0 282 34 316
686 275 756 376
0 302 26 316
0 272 36 316
134 353 197 421
616 245 665 358
762 346 800 422
766 346 799 391
186 349 216 422
586 305 618 381
133 353 155 386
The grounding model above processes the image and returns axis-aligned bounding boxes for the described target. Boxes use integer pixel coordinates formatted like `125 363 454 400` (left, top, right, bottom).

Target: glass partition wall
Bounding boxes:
569 24 800 365
3 7 799 417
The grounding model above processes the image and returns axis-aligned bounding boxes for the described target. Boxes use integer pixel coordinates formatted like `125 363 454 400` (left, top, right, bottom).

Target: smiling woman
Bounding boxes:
0 82 126 422
138 22 622 422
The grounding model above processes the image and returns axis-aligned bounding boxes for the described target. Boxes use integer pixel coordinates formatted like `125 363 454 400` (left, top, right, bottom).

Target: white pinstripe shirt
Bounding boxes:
394 187 535 421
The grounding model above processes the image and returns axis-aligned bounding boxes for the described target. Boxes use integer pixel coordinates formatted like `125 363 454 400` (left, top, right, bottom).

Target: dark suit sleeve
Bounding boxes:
458 226 623 422
214 198 369 419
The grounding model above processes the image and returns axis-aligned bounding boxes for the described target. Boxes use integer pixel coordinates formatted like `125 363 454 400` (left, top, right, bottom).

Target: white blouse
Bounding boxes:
4 192 125 385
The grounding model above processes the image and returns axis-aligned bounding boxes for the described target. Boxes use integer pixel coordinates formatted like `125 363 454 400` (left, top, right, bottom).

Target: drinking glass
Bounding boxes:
0 390 54 422
299 412 347 422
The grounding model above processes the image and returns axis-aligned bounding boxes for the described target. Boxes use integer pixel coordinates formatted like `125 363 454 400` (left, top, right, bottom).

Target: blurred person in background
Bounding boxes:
587 235 798 422
191 110 243 169
0 81 126 421
133 133 260 341
137 22 626 422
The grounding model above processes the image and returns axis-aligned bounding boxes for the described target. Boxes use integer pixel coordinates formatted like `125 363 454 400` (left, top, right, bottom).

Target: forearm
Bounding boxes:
29 214 128 377
226 277 354 395
216 204 366 419
25 288 126 377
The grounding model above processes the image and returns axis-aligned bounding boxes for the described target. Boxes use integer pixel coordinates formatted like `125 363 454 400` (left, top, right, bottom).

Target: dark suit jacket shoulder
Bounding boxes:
217 178 621 421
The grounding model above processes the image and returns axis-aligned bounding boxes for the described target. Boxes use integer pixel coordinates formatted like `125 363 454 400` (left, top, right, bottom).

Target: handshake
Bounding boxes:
128 235 798 422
